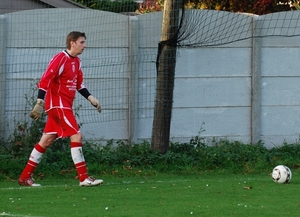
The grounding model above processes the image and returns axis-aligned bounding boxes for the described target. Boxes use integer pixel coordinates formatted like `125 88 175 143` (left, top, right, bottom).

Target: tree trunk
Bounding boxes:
151 0 181 154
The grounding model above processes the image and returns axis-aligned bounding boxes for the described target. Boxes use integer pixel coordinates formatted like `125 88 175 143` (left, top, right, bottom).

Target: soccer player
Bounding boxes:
18 31 103 187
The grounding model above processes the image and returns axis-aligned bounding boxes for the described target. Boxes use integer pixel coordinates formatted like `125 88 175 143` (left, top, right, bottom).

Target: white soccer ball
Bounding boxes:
271 165 292 184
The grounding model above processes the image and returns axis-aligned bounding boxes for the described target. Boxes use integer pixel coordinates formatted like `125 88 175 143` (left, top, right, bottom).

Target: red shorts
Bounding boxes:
44 108 80 138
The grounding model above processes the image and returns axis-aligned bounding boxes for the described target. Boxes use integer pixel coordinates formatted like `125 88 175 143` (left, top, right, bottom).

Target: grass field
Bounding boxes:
1 172 300 217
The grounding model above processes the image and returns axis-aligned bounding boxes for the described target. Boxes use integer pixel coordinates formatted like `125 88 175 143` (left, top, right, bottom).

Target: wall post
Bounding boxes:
251 15 262 144
128 16 139 143
0 15 6 141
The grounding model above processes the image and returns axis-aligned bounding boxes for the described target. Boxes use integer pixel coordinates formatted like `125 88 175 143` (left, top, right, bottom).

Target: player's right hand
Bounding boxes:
29 99 44 121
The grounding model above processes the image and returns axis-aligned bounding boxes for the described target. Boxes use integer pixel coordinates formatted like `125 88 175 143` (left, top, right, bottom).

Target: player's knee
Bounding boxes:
70 132 82 143
39 134 56 148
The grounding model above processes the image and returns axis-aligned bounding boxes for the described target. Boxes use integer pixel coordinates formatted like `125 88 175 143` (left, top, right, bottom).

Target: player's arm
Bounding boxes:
38 54 63 91
30 54 62 120
30 89 46 121
78 88 101 113
77 66 101 113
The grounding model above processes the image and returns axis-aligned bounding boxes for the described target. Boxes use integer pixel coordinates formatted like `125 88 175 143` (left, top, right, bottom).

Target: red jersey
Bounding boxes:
38 50 86 112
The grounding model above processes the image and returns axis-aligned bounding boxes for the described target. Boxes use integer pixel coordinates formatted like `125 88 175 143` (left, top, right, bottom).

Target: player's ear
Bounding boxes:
70 41 76 47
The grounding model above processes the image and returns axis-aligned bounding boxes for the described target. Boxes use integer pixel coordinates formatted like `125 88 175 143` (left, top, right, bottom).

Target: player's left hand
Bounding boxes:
88 95 101 113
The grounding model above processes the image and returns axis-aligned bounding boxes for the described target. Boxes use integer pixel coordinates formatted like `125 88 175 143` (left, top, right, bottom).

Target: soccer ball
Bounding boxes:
271 165 292 184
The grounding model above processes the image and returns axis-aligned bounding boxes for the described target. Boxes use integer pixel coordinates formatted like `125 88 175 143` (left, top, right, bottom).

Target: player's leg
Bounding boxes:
69 132 88 181
53 108 103 186
18 133 56 187
69 133 103 186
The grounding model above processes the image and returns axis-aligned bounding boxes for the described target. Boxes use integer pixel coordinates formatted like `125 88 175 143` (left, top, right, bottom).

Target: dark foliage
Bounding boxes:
74 0 139 13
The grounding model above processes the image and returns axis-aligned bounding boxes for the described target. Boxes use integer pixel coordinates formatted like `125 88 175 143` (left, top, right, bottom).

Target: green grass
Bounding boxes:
1 172 300 217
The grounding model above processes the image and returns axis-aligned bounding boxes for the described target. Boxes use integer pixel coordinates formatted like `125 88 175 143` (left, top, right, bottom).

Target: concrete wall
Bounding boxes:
2 8 300 148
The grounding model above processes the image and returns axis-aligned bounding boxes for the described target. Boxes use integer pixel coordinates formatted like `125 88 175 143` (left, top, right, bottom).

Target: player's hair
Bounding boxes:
66 31 86 49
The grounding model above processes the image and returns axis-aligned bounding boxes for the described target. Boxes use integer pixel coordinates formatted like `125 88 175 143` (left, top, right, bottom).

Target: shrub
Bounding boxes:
74 0 139 13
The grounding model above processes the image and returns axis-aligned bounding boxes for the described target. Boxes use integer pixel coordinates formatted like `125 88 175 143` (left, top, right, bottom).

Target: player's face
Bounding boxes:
71 36 86 56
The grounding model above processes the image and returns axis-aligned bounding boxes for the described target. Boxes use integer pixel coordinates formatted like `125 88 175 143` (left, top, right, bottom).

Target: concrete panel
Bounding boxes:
261 135 300 149
139 10 255 48
82 48 129 79
261 106 300 134
137 116 153 140
5 8 129 48
170 107 251 141
175 10 255 47
261 106 300 147
76 107 128 122
138 77 156 109
176 48 252 77
74 78 129 108
261 77 300 106
5 79 35 110
6 48 56 79
138 12 163 48
138 48 157 78
261 35 300 47
173 77 251 107
261 47 300 76
81 120 128 141
212 38 252 48
259 11 300 38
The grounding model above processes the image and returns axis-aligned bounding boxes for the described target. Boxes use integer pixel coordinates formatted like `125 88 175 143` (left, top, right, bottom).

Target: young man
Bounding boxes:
18 31 103 187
